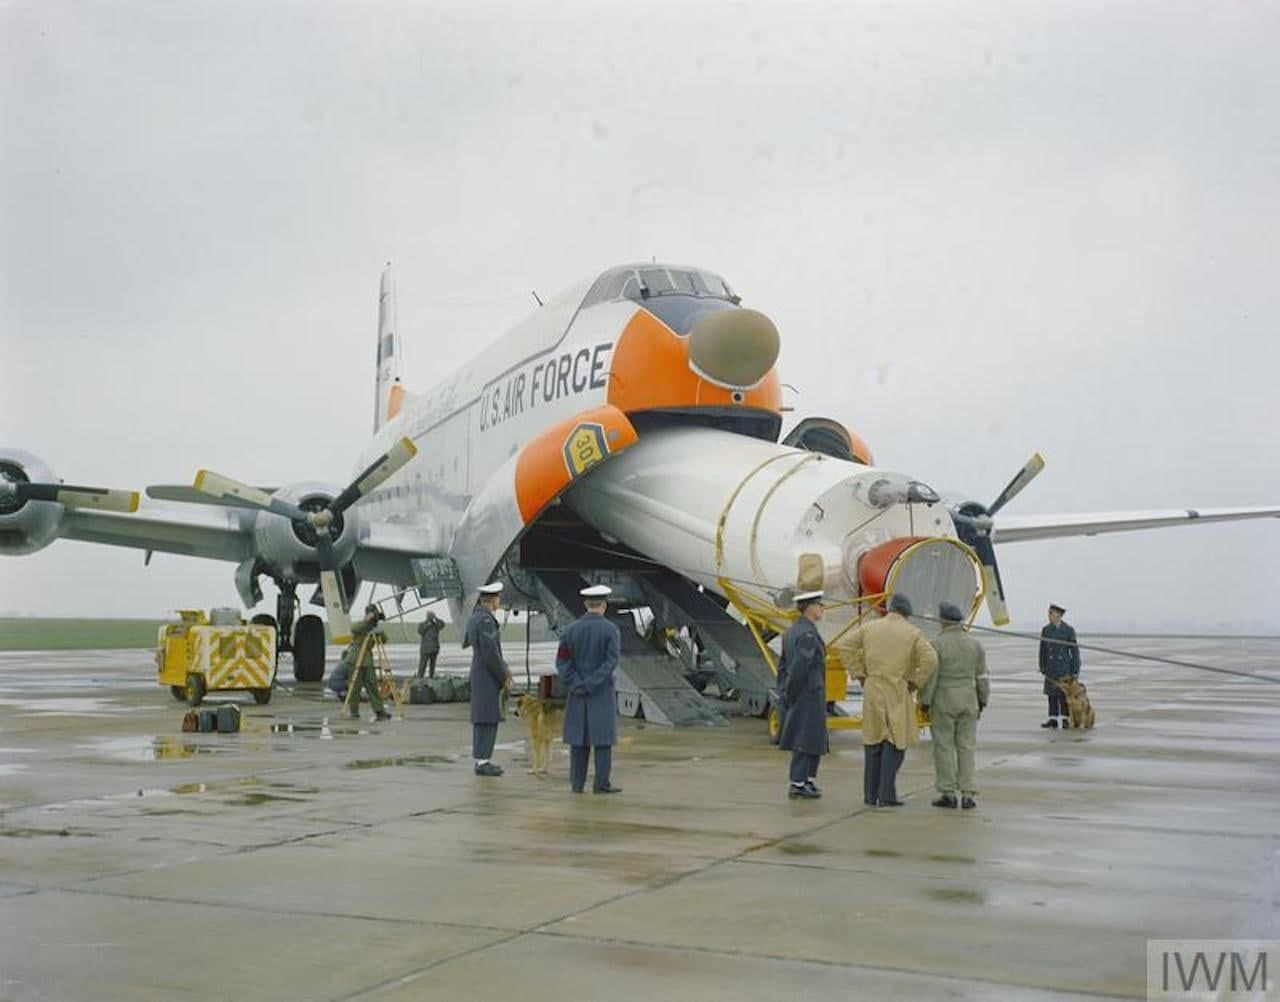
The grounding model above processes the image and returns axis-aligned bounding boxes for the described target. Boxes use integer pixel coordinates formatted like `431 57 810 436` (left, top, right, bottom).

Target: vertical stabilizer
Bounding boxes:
373 263 404 431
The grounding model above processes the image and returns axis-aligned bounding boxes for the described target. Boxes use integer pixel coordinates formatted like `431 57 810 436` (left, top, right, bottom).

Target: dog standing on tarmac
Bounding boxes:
513 694 564 776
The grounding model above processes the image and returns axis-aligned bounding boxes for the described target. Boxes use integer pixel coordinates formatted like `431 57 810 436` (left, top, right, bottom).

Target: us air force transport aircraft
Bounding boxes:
4 263 1278 724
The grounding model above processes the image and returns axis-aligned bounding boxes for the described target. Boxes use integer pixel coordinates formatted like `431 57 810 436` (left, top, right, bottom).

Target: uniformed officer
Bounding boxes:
1039 603 1080 729
416 610 443 678
344 604 391 722
778 590 829 800
840 593 937 807
466 582 511 776
556 584 623 794
921 602 990 810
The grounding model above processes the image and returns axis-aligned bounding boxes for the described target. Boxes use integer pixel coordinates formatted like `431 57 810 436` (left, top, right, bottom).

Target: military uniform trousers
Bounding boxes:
348 664 385 716
864 743 905 804
930 708 978 796
473 723 499 761
789 751 821 786
1046 686 1068 719
568 715 612 793
417 650 438 678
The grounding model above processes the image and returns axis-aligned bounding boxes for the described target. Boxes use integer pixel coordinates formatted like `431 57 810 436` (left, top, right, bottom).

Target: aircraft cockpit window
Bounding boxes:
581 266 739 311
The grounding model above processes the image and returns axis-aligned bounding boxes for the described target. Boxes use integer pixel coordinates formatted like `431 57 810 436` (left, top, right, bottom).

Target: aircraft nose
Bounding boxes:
687 308 780 390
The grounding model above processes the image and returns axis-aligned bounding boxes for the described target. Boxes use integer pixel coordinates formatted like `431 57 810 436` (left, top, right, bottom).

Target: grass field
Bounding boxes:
0 618 492 651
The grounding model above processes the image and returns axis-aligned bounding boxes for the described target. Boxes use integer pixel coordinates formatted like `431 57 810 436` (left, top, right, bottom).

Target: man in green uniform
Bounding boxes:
921 602 989 810
344 604 391 721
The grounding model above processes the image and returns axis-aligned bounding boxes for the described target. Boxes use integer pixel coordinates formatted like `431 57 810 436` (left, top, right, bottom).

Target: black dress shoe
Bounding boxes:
474 762 504 777
1041 719 1058 728
375 711 391 721
594 784 622 794
789 785 820 800
864 798 877 806
932 795 958 809
961 796 977 810
804 780 821 794
878 799 905 807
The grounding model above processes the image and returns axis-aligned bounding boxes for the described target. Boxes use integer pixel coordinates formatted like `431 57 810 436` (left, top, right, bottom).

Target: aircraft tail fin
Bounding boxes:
373 263 405 431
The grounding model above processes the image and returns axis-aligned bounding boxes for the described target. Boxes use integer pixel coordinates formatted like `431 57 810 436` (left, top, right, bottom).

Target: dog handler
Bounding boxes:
1039 603 1080 729
556 584 623 794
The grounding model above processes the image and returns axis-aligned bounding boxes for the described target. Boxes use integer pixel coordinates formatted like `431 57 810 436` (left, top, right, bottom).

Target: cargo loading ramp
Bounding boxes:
527 569 726 728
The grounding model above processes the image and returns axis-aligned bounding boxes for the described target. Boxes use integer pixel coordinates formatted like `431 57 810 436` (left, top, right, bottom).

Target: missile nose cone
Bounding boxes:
687 308 780 390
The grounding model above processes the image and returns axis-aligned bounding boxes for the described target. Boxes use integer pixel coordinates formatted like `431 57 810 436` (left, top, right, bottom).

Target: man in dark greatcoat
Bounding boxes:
417 610 443 678
466 582 511 776
778 590 829 800
1039 603 1080 729
557 585 623 794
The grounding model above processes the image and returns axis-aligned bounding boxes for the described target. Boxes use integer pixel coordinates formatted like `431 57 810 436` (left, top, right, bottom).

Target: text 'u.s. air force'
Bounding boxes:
479 343 613 432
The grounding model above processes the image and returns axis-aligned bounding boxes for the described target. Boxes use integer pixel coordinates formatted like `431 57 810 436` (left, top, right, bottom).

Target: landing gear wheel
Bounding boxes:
251 613 278 629
170 685 188 702
186 673 206 707
251 688 273 705
768 705 782 745
292 614 326 683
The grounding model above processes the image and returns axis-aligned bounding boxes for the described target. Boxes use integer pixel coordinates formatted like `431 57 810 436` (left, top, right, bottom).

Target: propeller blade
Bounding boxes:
971 535 1011 626
193 470 308 521
987 452 1045 517
328 437 418 515
17 483 140 513
320 570 352 644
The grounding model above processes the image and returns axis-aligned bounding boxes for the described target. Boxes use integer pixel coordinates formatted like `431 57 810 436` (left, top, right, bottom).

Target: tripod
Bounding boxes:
342 632 403 717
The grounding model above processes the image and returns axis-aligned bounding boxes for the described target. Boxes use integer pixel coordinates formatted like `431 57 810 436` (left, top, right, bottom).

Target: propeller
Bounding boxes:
952 453 1045 626
0 478 139 514
191 437 418 643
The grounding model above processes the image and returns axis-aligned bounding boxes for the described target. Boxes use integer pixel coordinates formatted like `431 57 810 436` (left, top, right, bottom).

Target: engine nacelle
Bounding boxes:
0 449 64 555
252 481 360 581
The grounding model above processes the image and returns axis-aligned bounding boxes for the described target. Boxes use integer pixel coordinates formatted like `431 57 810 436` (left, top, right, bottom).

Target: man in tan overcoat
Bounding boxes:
839 593 937 807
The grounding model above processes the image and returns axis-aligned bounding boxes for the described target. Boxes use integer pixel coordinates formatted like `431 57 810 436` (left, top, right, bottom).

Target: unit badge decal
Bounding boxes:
563 422 610 478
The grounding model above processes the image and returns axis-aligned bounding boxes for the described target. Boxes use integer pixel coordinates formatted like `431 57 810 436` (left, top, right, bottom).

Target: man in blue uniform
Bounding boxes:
778 590 829 800
466 582 511 776
556 584 623 794
1039 603 1080 729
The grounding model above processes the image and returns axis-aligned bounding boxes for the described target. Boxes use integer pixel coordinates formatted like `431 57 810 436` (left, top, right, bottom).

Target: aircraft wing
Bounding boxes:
60 504 257 562
992 505 1280 544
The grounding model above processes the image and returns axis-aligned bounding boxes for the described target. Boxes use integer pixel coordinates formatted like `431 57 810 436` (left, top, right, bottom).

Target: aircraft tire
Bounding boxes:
292 615 326 683
186 673 206 707
251 688 272 705
170 685 188 702
767 705 781 745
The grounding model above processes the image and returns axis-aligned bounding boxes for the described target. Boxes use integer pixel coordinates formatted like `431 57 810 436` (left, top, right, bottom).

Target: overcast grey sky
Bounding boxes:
3 0 1278 631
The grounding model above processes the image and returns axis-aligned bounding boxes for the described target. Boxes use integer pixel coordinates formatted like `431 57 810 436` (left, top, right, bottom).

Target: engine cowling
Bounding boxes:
0 449 64 555
251 481 360 581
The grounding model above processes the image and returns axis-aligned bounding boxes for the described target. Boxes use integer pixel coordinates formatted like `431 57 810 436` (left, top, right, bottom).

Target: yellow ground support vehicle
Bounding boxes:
156 609 277 706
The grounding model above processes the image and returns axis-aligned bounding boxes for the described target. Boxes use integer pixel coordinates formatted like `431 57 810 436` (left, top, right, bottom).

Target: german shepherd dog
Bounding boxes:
1053 677 1096 729
513 694 564 776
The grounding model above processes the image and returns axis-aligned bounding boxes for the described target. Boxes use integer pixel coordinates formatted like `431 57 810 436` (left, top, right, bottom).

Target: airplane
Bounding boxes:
4 262 1278 724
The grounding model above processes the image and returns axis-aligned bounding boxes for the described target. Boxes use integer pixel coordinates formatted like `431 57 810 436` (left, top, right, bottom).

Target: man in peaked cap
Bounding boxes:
778 590 829 800
466 582 511 776
838 592 937 807
556 584 623 794
1039 603 1080 729
921 602 990 810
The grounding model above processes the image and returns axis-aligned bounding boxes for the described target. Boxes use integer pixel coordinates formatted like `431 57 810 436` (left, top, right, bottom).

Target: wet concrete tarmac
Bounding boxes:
0 636 1277 1000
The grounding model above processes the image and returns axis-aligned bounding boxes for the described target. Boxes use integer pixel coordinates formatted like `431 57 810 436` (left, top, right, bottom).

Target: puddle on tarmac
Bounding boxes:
865 848 903 859
0 825 95 838
776 842 825 856
926 887 987 905
75 737 230 762
0 763 28 777
345 754 455 770
0 697 123 715
169 777 319 805
926 853 978 865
